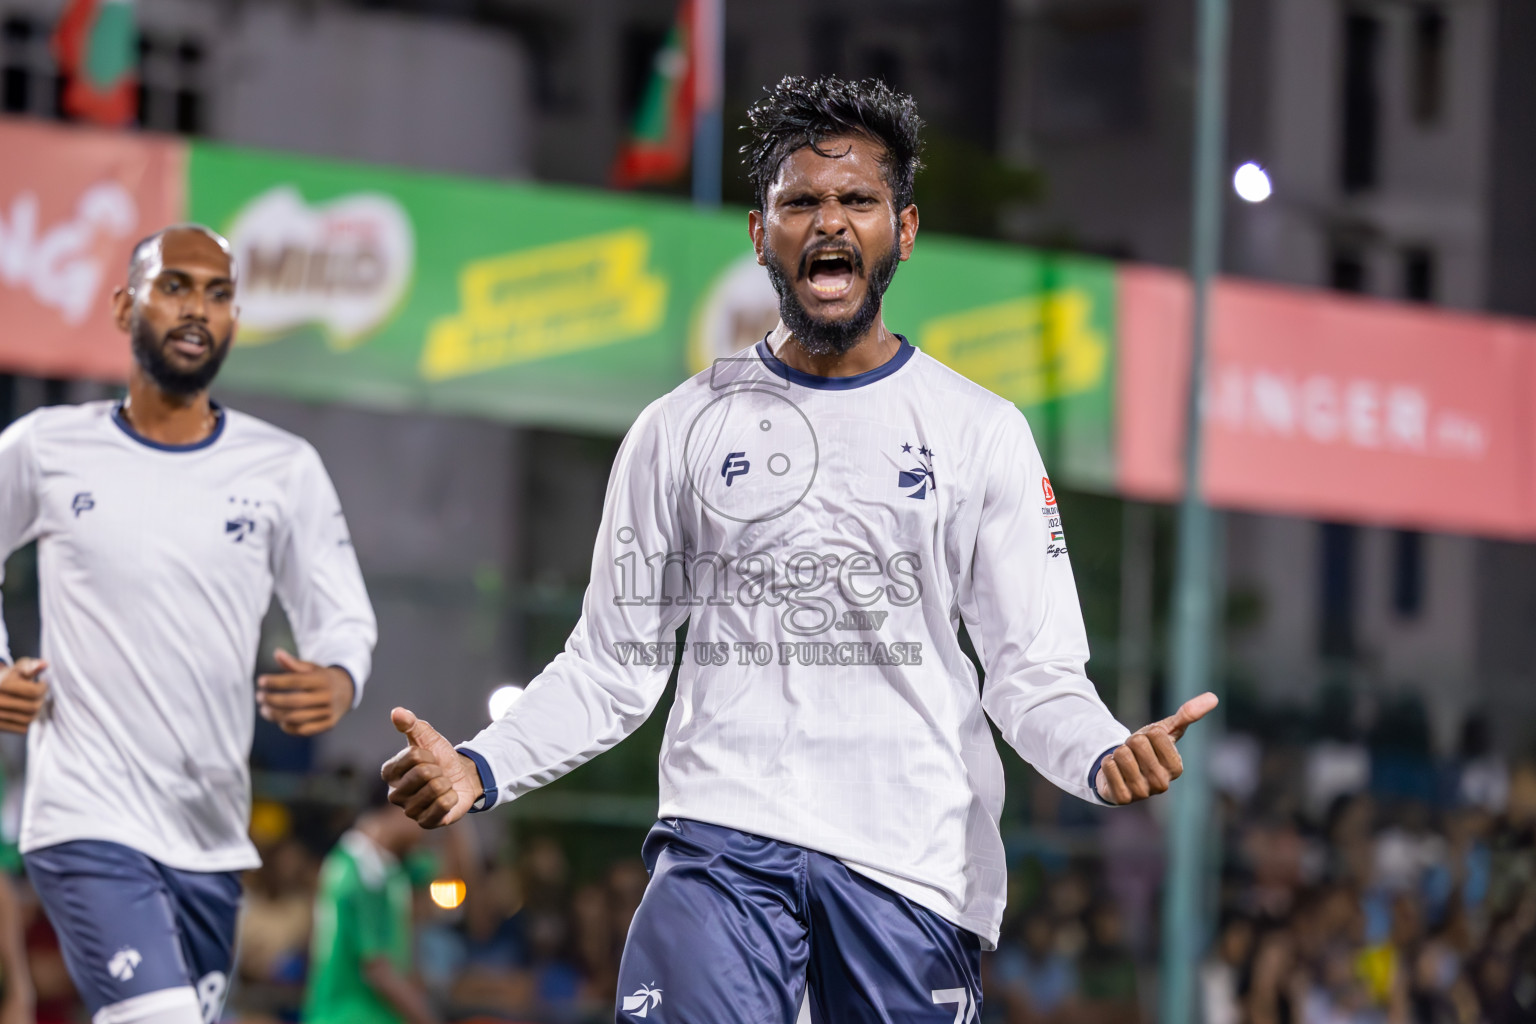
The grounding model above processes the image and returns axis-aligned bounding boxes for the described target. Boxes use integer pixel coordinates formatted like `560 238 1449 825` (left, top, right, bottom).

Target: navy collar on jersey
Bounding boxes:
112 400 226 452
756 333 915 390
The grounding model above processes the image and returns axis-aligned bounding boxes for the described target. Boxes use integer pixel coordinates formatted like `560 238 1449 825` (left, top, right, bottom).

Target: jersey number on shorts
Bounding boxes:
196 972 227 1024
931 987 977 1024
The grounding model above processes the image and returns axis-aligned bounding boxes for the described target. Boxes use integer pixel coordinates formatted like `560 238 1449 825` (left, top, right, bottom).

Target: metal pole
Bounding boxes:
1159 0 1230 1022
691 0 724 207
1117 501 1154 729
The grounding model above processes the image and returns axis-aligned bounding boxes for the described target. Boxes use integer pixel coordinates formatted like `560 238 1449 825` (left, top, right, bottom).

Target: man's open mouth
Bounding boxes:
167 326 211 358
805 250 858 299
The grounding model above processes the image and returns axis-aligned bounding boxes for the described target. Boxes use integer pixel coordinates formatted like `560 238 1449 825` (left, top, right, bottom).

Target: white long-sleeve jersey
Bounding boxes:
460 338 1129 946
0 401 376 872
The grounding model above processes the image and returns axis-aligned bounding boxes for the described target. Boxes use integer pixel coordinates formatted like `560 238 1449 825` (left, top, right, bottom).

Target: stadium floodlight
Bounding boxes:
488 683 525 720
1233 161 1272 203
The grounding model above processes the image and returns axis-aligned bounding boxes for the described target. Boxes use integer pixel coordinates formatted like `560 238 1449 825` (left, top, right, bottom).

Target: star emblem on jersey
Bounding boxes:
226 496 262 542
108 946 142 982
897 441 936 500
623 983 663 1018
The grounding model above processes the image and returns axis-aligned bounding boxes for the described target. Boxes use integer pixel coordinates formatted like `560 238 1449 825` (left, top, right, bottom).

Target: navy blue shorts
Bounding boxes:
24 840 241 1021
616 819 982 1024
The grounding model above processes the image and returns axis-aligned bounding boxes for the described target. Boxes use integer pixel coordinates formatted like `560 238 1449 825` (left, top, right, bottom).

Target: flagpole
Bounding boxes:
691 0 723 207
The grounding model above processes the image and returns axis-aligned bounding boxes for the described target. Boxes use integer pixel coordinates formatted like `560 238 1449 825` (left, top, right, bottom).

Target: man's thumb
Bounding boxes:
391 707 436 748
1165 691 1220 739
273 648 307 673
13 658 46 679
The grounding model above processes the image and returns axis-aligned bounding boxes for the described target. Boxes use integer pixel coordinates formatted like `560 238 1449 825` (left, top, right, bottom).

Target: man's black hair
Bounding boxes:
742 75 925 213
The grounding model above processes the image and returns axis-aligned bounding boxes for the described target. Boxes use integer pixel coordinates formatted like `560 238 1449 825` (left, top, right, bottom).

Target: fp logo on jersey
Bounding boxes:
685 387 818 524
623 983 663 1018
720 451 750 487
71 492 95 517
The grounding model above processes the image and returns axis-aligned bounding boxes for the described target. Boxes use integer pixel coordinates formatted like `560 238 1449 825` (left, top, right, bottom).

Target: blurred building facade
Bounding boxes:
2 0 534 177
1001 0 1536 754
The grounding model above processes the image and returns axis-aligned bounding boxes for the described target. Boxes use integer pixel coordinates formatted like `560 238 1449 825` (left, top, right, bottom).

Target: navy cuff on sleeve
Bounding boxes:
1089 744 1123 805
456 745 497 812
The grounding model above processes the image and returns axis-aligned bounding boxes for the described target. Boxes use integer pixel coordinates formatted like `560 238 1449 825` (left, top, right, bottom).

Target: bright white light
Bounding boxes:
487 683 525 720
1233 162 1272 203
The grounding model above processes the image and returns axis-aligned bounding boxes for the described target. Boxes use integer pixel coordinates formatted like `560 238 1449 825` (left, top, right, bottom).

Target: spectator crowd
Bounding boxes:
3 702 1533 1024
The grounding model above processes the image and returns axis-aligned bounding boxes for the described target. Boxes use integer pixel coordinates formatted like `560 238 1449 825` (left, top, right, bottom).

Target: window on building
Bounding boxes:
1034 3 1146 138
135 32 205 135
2 13 205 133
1411 6 1447 126
1341 11 1382 193
1402 247 1436 302
1392 530 1424 618
1330 243 1369 293
172 40 203 134
1 14 61 118
1319 522 1358 658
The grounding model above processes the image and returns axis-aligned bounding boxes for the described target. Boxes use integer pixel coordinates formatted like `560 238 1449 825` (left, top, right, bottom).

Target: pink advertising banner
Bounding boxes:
1118 265 1536 538
0 118 187 381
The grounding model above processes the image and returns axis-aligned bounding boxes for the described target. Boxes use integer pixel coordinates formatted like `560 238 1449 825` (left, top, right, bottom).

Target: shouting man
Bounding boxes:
384 77 1213 1023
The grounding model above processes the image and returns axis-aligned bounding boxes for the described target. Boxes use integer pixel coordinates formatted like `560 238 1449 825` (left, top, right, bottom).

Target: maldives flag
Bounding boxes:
53 0 139 127
611 0 694 189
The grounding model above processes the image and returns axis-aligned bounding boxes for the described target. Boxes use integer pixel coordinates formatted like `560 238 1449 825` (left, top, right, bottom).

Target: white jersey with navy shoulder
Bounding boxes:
0 401 376 872
460 338 1129 947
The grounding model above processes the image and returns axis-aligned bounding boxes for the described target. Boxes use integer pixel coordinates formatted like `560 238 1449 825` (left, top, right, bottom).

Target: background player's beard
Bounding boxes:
764 238 901 357
130 318 233 397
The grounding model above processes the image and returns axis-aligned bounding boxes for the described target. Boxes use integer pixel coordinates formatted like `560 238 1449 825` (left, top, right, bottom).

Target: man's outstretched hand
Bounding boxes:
381 708 483 829
0 658 47 734
1096 692 1219 805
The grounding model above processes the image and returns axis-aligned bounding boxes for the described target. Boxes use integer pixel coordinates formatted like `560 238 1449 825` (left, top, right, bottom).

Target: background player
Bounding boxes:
383 77 1215 1023
0 224 376 1024
304 785 440 1024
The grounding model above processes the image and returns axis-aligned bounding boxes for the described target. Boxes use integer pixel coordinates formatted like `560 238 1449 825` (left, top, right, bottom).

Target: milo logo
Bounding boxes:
225 186 414 349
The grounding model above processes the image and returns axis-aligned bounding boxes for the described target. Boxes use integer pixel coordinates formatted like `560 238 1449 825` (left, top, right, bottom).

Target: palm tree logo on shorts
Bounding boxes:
622 983 664 1018
107 947 142 981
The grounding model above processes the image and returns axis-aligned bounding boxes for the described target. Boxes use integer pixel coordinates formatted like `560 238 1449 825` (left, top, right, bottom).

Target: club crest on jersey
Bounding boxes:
71 492 95 517
226 496 263 543
897 441 936 500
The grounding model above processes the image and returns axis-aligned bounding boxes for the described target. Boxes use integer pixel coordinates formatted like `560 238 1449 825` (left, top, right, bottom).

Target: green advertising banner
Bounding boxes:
190 141 1116 488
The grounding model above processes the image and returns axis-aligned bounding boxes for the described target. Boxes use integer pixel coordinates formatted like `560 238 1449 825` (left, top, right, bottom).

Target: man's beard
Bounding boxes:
764 237 901 357
131 319 232 397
